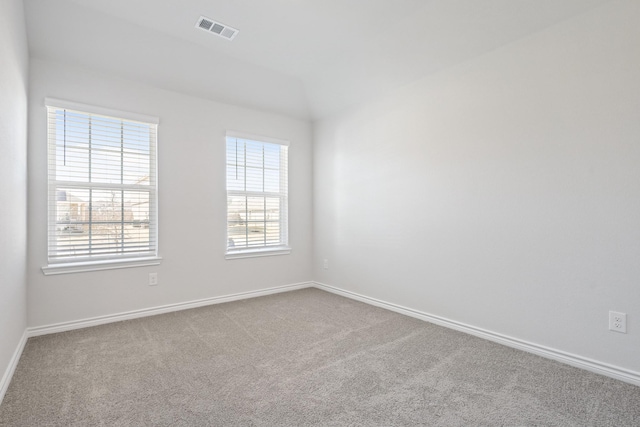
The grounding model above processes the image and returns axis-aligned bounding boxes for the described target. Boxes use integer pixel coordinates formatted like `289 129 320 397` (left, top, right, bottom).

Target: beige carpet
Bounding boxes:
1 288 639 426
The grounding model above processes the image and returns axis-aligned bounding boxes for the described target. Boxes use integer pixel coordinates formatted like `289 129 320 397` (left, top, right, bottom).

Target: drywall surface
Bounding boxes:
0 0 28 391
24 0 310 120
313 0 640 373
28 58 313 327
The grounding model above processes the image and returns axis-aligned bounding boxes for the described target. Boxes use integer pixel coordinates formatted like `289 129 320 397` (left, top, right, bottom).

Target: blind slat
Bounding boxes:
47 103 158 263
225 135 288 253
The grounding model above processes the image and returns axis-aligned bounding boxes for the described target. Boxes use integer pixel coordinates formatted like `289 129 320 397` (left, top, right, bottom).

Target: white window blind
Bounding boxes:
226 132 289 255
46 100 158 264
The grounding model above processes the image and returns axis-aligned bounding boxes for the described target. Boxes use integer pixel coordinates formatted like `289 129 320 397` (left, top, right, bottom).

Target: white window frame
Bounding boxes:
42 98 161 275
225 131 290 259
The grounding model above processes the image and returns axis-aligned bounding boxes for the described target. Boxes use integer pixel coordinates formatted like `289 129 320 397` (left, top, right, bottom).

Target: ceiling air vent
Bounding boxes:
196 16 238 41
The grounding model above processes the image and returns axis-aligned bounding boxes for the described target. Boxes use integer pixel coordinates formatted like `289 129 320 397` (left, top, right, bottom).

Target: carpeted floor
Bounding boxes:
1 288 639 426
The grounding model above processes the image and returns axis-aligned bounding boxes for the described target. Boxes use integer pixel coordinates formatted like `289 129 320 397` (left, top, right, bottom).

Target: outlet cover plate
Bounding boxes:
609 311 627 333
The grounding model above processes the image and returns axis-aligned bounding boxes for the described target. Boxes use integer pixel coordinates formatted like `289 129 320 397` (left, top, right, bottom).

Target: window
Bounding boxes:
226 131 289 258
44 99 159 272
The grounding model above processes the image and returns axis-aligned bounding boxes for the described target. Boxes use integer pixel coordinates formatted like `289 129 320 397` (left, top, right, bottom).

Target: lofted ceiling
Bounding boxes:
24 0 612 120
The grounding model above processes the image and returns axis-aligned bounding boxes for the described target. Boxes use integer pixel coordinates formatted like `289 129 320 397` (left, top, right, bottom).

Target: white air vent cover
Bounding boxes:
196 16 238 40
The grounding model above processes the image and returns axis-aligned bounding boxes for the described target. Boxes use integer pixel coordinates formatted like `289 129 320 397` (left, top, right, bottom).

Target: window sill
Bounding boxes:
42 256 162 276
225 247 291 260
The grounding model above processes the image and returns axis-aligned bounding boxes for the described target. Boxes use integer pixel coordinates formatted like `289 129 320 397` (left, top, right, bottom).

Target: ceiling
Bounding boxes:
24 0 612 120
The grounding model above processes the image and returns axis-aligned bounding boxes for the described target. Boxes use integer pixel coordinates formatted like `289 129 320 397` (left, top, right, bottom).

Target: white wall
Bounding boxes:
28 58 313 327
0 0 29 393
314 0 640 374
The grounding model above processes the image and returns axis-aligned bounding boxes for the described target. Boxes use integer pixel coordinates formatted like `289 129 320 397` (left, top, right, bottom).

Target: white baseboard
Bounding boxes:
312 281 640 387
11 279 638 400
27 281 313 337
0 330 28 405
1 282 312 404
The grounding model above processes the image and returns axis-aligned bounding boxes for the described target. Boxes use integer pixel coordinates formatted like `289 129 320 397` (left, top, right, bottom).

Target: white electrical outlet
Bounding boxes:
149 273 158 286
609 311 627 333
323 259 329 270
